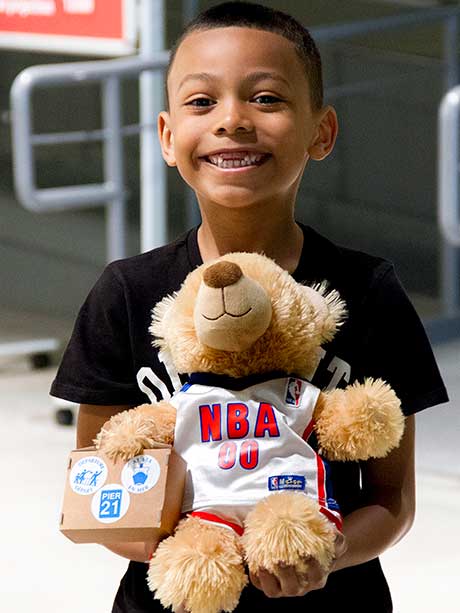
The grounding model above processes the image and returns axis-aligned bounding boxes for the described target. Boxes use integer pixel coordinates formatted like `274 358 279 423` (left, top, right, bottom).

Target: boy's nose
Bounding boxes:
213 101 254 135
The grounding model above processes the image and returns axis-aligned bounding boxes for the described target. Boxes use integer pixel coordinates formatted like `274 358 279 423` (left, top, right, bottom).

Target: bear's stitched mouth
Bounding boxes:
202 307 252 321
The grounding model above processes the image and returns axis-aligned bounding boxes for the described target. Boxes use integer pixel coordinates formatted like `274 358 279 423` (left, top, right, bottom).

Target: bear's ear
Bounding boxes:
302 284 347 343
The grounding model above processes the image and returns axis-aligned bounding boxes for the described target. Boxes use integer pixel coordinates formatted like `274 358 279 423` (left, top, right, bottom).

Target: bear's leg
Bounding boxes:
242 492 336 577
148 516 248 613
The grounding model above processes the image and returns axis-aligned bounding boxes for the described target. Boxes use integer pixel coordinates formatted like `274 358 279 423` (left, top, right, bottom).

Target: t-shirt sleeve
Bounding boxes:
358 263 448 416
50 263 142 405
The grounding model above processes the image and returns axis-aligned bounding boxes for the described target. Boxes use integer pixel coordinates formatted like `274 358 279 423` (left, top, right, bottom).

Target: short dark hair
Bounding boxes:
165 1 323 110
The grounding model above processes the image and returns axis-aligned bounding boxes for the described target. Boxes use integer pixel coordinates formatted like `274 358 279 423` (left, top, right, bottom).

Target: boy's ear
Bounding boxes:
307 106 338 161
157 111 177 167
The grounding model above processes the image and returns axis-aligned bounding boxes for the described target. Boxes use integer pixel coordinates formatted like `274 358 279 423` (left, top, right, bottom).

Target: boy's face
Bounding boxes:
159 27 336 211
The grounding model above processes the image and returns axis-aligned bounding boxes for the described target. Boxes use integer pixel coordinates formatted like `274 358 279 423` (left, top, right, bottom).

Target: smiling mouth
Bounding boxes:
202 152 271 169
202 307 252 321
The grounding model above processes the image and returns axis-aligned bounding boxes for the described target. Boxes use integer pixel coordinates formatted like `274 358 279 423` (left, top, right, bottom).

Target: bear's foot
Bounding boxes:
242 492 336 575
148 516 248 613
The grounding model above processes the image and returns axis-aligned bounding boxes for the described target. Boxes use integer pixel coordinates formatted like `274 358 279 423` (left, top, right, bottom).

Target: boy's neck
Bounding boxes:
197 204 304 273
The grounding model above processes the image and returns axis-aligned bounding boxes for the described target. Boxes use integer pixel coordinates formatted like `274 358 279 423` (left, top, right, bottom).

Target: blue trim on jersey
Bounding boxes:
189 371 296 391
323 457 340 511
180 382 192 392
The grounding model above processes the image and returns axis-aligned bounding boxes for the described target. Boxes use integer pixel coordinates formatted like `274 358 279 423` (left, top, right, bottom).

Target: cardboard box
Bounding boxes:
60 445 185 544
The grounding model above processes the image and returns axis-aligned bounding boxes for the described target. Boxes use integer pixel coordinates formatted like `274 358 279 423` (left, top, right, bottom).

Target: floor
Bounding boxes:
1 328 459 612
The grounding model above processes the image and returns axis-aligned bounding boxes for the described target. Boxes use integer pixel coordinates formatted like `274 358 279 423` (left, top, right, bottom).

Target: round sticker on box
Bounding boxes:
91 484 130 524
121 454 161 494
70 456 108 495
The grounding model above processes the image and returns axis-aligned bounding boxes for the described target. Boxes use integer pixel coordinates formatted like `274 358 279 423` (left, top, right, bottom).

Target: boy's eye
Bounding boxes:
253 95 283 105
185 97 215 108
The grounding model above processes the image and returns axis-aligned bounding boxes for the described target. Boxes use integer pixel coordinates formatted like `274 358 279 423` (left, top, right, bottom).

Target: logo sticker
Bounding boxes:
70 456 108 495
121 454 161 494
268 475 306 491
91 484 130 523
285 378 302 407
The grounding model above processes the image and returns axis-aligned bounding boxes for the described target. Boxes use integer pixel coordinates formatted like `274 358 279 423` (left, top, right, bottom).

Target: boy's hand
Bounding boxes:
250 531 347 598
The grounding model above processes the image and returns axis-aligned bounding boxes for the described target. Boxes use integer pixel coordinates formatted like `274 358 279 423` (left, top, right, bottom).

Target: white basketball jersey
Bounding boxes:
169 374 342 531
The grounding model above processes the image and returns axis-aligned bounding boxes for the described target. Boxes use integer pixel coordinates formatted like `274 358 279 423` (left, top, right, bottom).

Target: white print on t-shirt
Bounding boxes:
136 351 183 403
137 367 171 402
314 348 351 391
135 349 352 403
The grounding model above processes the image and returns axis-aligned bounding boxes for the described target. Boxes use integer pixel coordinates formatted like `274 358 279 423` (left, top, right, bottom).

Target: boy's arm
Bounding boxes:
76 404 134 448
333 413 415 571
77 404 159 562
251 415 415 596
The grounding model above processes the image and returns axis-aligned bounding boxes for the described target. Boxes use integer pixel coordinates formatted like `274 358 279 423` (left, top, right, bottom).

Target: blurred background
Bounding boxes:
0 1 459 611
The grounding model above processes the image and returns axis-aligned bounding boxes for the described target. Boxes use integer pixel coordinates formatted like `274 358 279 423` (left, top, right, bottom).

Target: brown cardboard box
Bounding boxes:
60 445 185 543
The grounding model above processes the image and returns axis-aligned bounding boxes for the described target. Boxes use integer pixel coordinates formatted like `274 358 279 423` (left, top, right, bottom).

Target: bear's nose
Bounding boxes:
203 261 243 288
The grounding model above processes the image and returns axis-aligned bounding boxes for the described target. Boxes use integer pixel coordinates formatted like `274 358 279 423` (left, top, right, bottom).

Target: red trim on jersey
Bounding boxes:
191 511 244 536
302 418 315 441
320 506 343 531
316 453 327 503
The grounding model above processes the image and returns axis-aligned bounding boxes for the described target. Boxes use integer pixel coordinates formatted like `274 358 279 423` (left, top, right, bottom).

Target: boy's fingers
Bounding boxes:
275 563 308 596
249 569 262 590
251 548 341 599
298 558 328 591
334 531 347 557
251 568 282 597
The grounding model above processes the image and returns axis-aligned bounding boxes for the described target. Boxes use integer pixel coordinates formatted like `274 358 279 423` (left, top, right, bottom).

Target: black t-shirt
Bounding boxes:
51 224 448 613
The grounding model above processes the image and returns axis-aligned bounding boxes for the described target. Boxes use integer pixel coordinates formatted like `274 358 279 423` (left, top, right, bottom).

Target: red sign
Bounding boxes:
0 0 137 55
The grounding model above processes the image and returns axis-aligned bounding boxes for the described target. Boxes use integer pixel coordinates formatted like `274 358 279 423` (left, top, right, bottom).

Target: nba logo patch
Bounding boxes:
285 377 302 407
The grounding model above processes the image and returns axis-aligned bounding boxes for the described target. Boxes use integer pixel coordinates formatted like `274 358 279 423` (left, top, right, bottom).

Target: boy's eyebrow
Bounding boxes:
177 71 291 91
244 71 291 89
178 72 215 91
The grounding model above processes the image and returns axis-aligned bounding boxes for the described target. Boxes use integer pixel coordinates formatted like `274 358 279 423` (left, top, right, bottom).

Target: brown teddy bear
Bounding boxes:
96 252 404 613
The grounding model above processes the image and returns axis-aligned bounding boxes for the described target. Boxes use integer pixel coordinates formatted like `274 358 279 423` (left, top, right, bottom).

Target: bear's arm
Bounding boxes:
95 401 177 461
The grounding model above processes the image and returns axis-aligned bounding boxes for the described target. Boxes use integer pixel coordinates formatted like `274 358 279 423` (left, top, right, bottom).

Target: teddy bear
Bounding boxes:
96 252 405 613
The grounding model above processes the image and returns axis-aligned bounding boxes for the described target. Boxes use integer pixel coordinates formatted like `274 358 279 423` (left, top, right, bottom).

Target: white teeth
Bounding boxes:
207 153 265 168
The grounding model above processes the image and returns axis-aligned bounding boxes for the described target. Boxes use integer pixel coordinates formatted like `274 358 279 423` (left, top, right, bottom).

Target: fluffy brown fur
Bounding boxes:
148 517 248 613
95 402 176 461
314 379 405 461
243 492 336 574
150 252 346 378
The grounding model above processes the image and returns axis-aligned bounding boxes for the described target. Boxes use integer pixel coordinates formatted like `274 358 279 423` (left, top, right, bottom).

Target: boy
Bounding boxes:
51 2 448 612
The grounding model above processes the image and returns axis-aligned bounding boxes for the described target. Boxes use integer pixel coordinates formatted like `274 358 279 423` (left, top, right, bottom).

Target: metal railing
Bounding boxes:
10 0 167 262
7 0 166 365
439 86 460 251
438 85 460 321
11 53 169 263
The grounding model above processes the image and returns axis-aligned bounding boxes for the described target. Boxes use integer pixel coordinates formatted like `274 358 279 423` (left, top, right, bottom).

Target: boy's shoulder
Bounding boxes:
301 222 392 274
298 224 396 307
103 228 200 295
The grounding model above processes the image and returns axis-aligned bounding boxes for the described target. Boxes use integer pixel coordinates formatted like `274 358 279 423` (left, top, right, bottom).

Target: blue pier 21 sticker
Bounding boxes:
91 484 130 524
268 475 306 491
